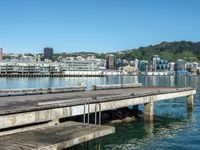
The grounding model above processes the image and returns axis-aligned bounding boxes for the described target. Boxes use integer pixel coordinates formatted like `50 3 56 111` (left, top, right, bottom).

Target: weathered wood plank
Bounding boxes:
0 121 56 137
0 121 115 150
93 83 142 90
0 86 86 97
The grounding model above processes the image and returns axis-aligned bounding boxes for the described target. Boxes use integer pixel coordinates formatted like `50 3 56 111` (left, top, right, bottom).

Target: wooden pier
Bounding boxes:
0 84 196 149
0 121 114 150
0 85 86 96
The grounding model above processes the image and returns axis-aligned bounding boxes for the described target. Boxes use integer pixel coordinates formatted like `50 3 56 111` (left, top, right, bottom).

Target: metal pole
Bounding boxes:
87 102 90 124
95 103 101 125
83 102 86 124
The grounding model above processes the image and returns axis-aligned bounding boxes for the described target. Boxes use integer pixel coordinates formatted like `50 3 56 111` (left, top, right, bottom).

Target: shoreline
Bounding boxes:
0 74 199 77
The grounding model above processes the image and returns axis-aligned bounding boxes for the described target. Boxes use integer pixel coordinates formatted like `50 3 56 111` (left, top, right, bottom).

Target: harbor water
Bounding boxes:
0 76 200 150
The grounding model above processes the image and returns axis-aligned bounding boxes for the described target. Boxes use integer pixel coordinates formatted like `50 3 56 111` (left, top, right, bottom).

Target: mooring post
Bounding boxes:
187 95 194 111
144 97 154 122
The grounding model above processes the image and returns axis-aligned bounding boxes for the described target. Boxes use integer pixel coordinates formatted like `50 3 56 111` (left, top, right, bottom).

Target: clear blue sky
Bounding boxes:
0 0 200 53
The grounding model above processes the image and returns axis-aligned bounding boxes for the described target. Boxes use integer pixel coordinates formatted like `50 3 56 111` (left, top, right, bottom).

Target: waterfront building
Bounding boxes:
169 62 175 71
44 47 53 60
115 59 122 70
157 60 169 71
152 55 169 71
0 48 3 61
97 59 106 69
0 60 99 75
148 63 153 72
138 60 148 72
175 59 190 75
134 59 139 71
106 54 116 69
186 62 198 74
152 55 160 71
175 59 186 71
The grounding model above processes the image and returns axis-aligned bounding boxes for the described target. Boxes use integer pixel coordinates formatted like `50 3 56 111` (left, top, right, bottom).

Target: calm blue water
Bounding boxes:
0 76 200 150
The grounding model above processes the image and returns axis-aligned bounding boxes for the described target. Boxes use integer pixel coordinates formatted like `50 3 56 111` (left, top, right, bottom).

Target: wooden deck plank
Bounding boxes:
0 121 115 150
0 86 86 97
0 87 195 115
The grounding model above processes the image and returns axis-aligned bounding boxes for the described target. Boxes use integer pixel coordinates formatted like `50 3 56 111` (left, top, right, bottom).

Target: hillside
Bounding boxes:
115 41 200 62
49 41 200 62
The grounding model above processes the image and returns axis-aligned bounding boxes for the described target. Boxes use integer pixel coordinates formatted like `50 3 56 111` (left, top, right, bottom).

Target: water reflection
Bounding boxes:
0 76 200 90
69 114 195 150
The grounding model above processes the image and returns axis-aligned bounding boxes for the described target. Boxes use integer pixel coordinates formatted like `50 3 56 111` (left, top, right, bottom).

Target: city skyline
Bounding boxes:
0 0 200 53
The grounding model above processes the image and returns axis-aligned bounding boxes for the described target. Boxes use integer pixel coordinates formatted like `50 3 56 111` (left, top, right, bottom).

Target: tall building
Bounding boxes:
44 47 53 60
0 48 3 61
106 54 116 69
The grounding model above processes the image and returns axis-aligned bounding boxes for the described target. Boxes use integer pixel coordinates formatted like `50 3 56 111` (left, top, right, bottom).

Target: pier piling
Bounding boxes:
187 95 194 111
144 97 154 122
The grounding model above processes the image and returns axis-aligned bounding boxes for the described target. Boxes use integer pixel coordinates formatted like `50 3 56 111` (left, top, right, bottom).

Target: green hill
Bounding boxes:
50 41 200 62
115 41 200 62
